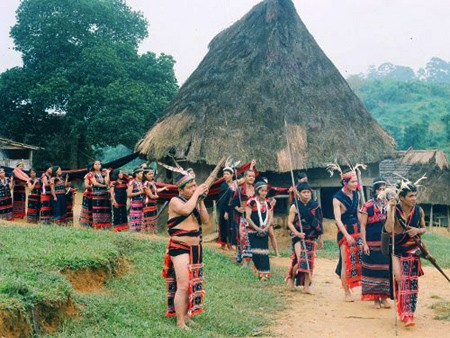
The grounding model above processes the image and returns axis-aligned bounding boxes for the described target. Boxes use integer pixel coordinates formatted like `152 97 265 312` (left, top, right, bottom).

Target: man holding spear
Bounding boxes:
384 179 426 328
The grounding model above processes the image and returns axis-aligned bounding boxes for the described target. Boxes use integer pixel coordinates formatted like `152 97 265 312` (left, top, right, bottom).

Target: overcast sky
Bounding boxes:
1 0 450 84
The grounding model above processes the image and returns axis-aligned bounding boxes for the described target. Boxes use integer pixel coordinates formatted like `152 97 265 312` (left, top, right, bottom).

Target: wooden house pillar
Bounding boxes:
316 188 322 208
429 204 434 231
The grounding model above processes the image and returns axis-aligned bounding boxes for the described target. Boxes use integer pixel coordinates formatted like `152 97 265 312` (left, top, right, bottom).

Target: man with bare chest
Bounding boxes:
162 173 209 330
333 169 363 301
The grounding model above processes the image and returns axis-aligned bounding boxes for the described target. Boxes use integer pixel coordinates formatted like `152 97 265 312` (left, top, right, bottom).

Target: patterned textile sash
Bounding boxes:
0 184 13 220
162 241 204 318
27 190 41 223
79 190 93 227
248 232 271 278
40 193 53 224
129 199 144 231
92 189 112 228
238 217 252 261
13 184 26 218
335 234 363 289
295 239 317 286
142 200 158 233
361 247 390 300
395 253 423 322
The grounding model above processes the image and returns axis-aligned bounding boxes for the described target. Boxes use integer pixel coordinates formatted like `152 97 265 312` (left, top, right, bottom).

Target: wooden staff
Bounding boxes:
284 118 312 277
199 155 228 199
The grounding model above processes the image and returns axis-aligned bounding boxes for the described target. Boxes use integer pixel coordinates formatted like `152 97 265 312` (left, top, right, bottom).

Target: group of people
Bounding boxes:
0 158 428 331
0 162 74 224
331 166 425 328
0 160 168 232
163 161 427 330
79 161 167 233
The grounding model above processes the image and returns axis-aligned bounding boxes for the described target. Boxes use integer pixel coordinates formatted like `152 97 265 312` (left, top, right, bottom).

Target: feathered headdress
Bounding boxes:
223 157 240 174
326 162 367 180
377 173 427 201
157 161 188 176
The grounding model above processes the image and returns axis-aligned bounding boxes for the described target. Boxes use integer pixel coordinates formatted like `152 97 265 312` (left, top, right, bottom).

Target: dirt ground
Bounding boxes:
266 255 450 338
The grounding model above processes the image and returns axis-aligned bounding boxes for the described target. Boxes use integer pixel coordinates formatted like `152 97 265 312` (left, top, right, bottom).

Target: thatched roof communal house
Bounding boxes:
136 0 395 218
380 150 450 228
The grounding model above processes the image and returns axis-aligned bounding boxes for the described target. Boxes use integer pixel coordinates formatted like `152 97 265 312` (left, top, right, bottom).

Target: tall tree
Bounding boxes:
1 0 177 168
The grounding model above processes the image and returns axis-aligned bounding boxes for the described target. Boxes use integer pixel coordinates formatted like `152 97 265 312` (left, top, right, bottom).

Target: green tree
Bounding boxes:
1 0 177 168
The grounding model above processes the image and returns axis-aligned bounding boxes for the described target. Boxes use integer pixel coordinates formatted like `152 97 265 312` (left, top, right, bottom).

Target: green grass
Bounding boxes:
431 301 450 321
0 223 283 337
421 232 450 269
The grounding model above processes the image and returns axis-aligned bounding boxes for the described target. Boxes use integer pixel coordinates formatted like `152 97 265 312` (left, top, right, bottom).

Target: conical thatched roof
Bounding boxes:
381 150 450 205
136 0 395 171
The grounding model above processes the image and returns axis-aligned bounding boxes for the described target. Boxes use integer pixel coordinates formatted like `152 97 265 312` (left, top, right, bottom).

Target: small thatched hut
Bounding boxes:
136 0 395 217
380 149 450 228
0 137 41 169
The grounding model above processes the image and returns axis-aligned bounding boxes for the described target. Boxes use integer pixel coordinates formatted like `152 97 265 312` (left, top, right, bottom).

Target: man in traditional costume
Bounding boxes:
162 172 209 330
360 177 391 308
332 168 363 302
286 182 323 292
385 179 426 327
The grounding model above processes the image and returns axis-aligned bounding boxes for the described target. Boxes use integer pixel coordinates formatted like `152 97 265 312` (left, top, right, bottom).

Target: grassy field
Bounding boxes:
0 223 284 337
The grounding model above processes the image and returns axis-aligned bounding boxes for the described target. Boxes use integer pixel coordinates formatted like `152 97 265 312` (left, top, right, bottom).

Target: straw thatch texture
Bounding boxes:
380 150 450 205
136 0 395 171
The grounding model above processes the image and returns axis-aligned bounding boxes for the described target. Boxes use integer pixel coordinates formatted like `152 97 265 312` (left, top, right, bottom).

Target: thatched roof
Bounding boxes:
136 0 395 171
380 150 450 205
0 137 42 150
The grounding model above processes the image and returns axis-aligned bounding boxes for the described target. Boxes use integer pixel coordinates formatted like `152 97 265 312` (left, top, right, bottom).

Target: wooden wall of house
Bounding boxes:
0 148 33 169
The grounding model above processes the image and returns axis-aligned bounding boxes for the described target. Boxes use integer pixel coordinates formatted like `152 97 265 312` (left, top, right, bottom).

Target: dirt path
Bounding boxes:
267 256 450 338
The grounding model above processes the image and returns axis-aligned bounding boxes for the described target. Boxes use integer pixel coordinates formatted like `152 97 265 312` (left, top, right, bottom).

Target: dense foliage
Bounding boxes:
348 58 450 156
0 0 177 168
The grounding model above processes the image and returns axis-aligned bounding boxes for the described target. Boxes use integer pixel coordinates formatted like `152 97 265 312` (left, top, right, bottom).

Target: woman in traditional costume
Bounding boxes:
360 177 391 308
0 168 14 220
245 181 273 280
128 168 145 232
40 165 53 224
143 169 167 233
218 167 236 249
12 162 27 219
231 169 255 264
50 166 68 224
91 160 112 229
26 169 42 223
110 169 129 232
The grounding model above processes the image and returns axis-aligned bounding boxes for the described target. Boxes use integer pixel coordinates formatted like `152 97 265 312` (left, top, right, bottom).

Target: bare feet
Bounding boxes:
286 278 294 290
374 299 381 309
185 317 199 327
303 288 315 295
344 293 354 302
177 323 190 331
381 298 391 308
404 319 415 327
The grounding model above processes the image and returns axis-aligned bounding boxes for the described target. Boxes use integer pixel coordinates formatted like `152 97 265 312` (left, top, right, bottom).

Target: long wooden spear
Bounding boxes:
284 118 312 278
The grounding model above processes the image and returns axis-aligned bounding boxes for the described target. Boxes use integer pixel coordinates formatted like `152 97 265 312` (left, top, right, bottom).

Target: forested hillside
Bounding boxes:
348 57 450 156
